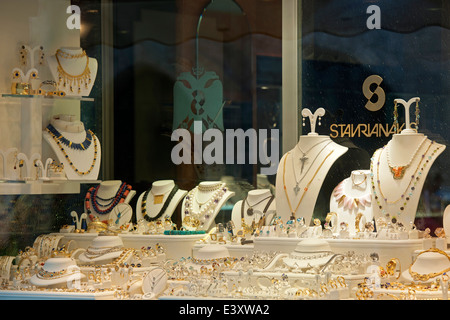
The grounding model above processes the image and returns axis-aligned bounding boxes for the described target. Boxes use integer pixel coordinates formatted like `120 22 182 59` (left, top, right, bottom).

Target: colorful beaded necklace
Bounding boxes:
45 126 98 176
46 124 93 151
370 140 440 218
85 182 132 217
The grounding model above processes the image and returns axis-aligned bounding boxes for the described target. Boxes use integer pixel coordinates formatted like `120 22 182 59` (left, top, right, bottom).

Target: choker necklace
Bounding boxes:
292 141 333 195
386 137 427 179
45 126 98 176
142 185 179 222
333 180 371 211
183 183 228 229
371 140 440 218
283 150 334 220
85 182 132 216
243 194 274 216
46 124 93 151
55 49 92 94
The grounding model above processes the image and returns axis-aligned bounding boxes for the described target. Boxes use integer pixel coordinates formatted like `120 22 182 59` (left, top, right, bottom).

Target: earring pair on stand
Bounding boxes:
302 116 322 127
393 100 420 131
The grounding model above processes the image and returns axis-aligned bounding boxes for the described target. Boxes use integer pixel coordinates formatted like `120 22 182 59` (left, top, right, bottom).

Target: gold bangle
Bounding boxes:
386 258 401 279
376 293 399 300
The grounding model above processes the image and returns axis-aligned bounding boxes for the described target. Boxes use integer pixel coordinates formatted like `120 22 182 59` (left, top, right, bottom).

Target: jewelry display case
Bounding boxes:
1 0 450 303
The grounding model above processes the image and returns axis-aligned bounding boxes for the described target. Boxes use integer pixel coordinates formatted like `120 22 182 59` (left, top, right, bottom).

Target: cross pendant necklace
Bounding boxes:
299 153 309 174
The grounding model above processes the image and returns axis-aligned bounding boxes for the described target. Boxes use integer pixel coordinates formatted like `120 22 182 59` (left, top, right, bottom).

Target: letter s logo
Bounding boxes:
362 75 385 112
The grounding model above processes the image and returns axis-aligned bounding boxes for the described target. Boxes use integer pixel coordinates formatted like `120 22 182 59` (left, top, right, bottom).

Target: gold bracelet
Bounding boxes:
386 258 401 279
409 248 450 281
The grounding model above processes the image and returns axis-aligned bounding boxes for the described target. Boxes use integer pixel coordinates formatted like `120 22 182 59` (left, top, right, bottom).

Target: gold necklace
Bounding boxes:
283 150 334 220
408 248 450 282
45 127 98 176
55 49 92 94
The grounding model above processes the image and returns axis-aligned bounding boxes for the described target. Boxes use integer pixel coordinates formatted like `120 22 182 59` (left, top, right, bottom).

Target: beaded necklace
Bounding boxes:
85 182 132 216
141 185 179 222
45 126 98 176
46 124 93 151
183 183 228 229
385 136 427 179
370 140 440 218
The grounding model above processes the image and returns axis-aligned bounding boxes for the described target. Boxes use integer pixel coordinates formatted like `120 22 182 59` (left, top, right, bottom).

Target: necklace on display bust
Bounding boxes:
243 194 274 216
333 180 371 211
183 183 228 229
46 124 93 151
292 141 333 195
85 182 132 217
385 137 427 180
297 139 329 174
141 185 179 222
55 49 92 94
371 140 440 218
45 126 98 176
283 150 334 220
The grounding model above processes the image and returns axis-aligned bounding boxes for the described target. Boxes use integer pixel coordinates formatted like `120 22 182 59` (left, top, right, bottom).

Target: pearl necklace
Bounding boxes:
183 183 228 229
385 137 427 179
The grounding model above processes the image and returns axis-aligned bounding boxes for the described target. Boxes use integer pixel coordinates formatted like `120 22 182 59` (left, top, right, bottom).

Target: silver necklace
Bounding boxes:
297 139 329 174
292 141 333 195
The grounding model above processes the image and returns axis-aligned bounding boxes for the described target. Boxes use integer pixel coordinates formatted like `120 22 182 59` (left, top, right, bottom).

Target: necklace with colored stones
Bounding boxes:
46 124 93 151
45 126 98 176
385 137 427 180
370 140 440 218
85 182 132 217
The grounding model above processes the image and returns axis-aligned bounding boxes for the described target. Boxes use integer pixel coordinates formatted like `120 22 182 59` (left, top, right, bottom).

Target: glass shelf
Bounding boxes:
0 180 101 195
1 94 94 102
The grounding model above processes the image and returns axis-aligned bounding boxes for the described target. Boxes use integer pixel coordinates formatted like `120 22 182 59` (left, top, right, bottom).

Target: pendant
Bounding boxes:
390 166 406 179
153 194 164 204
247 207 254 216
293 184 301 196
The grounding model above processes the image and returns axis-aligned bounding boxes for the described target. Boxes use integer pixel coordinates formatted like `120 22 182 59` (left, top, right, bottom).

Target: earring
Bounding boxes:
415 100 420 131
318 116 322 126
393 101 398 132
19 45 28 67
302 116 306 127
38 46 45 66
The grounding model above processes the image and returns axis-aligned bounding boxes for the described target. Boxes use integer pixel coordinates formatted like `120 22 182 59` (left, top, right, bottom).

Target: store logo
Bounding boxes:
66 5 81 30
362 75 385 112
366 5 381 30
171 121 279 175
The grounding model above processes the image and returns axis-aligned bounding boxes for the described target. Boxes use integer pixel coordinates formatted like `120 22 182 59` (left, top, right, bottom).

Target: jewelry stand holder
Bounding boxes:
84 180 136 224
43 115 102 180
443 205 450 245
0 148 18 180
231 189 276 233
135 180 187 224
329 170 373 236
371 97 446 229
47 47 98 97
181 181 235 232
275 107 348 225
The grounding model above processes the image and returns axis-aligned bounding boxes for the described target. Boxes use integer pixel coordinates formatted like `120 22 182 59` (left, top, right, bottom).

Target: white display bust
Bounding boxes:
85 180 135 223
47 47 97 97
275 108 348 225
135 180 187 222
181 181 235 231
43 114 101 180
371 98 446 228
231 189 276 231
330 170 373 235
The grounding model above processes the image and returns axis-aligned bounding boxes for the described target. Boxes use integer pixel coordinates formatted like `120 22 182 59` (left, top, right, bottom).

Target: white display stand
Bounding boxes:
276 108 348 225
43 114 101 180
47 47 97 97
330 170 373 236
135 180 187 222
84 180 136 223
443 205 450 245
231 189 276 231
181 181 235 232
371 98 445 228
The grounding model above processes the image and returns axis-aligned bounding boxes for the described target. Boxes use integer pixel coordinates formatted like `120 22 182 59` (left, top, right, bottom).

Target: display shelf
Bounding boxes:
193 242 254 259
57 232 206 260
0 289 114 300
0 180 101 195
1 94 94 102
